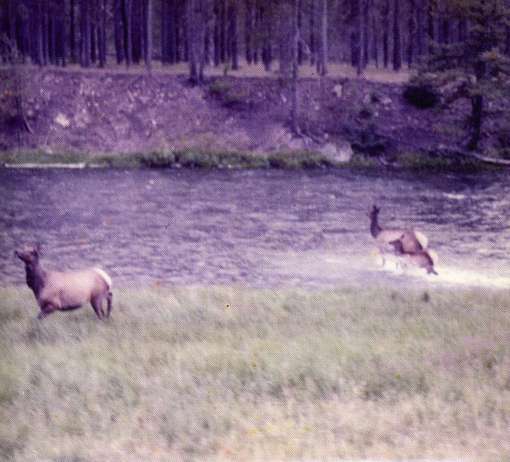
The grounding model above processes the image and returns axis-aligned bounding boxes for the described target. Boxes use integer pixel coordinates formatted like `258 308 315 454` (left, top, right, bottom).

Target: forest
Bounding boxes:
1 0 510 158
1 1 509 77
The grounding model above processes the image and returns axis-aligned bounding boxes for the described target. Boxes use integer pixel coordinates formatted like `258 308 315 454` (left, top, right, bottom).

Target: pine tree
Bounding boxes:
419 0 510 151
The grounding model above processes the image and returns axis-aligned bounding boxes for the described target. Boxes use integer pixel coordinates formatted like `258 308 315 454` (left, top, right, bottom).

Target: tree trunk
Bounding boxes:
80 0 91 67
144 0 152 72
167 0 177 63
407 0 415 67
60 2 67 66
20 4 31 63
70 0 77 62
228 1 238 70
309 0 315 65
261 3 272 71
49 10 57 64
371 15 379 67
427 1 434 53
8 0 16 45
297 0 303 65
317 0 328 76
362 0 369 69
290 0 299 134
244 0 252 64
43 0 50 65
382 0 389 68
279 1 293 78
469 94 483 151
98 0 107 67
90 8 97 64
416 1 424 57
122 0 132 66
506 26 510 56
219 0 226 62
392 0 401 71
36 0 44 65
356 0 363 75
132 0 142 63
187 0 208 85
114 0 123 63
440 8 450 44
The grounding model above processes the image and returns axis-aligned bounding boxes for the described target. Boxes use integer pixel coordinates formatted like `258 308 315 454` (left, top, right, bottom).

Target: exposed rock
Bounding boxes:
288 136 307 151
74 109 91 128
317 141 353 164
54 113 70 128
333 84 343 98
2 69 503 157
380 95 392 106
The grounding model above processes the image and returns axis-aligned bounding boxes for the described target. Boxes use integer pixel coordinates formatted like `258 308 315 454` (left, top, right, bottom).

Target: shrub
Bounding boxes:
208 79 253 110
403 83 440 109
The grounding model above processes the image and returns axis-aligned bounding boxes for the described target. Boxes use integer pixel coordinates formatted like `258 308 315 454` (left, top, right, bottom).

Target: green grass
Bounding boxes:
0 149 366 170
1 148 503 172
396 150 498 173
1 285 509 461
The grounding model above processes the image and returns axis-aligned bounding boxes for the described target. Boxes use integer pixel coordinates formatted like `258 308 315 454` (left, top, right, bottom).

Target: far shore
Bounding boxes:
0 148 499 173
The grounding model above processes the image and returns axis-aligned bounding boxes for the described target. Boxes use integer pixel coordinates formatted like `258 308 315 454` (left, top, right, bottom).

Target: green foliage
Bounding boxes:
397 150 495 172
416 0 510 150
208 79 253 110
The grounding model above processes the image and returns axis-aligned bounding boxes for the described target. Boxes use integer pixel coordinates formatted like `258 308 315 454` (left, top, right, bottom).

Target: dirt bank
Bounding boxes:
0 67 499 162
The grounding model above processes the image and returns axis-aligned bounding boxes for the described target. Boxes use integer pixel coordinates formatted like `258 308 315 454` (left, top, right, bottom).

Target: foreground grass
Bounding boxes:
1 286 509 461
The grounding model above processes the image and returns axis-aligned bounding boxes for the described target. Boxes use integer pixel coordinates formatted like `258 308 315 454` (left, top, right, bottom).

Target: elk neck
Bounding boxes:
370 212 382 238
25 261 47 298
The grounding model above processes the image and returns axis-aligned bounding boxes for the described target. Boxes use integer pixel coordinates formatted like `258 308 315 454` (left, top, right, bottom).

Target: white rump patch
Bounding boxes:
414 230 429 249
94 268 112 289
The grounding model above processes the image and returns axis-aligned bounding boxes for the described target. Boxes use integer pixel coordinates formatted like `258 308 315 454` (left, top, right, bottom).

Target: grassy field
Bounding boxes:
1 285 509 461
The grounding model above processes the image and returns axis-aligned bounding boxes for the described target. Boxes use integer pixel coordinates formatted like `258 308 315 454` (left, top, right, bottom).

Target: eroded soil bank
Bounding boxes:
1 66 496 166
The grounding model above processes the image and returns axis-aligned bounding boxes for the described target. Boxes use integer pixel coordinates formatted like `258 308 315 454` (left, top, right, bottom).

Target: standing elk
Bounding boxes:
369 204 437 274
369 205 428 265
15 244 113 320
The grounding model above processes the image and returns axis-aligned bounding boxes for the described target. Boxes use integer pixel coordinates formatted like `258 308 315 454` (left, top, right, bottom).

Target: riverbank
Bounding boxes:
2 66 508 165
0 148 496 172
1 285 509 461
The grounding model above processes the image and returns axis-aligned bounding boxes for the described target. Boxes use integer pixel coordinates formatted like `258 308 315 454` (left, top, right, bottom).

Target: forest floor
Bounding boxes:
0 60 412 83
0 61 507 168
1 285 509 461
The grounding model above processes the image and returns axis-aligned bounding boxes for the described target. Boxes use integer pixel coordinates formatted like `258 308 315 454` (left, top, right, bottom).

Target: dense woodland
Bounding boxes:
1 1 509 75
1 0 510 152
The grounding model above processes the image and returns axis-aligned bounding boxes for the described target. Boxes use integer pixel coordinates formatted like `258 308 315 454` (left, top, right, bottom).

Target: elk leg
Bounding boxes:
91 296 105 320
38 302 56 320
106 292 113 318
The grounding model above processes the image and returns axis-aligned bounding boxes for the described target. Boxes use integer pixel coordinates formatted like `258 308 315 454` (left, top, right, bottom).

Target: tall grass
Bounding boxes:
1 286 509 461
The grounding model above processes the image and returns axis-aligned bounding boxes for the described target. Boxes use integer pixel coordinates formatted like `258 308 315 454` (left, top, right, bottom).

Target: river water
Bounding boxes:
1 168 509 290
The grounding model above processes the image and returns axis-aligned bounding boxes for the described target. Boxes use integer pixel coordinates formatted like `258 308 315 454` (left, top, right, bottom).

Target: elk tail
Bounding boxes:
94 268 113 291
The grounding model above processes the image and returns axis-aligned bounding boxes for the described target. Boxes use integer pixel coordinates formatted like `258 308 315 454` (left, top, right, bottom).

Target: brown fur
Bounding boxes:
369 205 426 253
15 244 113 320
389 237 438 275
